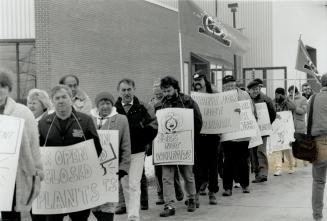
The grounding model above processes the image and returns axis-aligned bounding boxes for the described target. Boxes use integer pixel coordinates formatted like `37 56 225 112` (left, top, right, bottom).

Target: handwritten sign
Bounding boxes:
269 111 295 152
255 103 273 136
0 115 24 211
221 100 257 141
32 140 108 214
97 130 119 202
249 124 263 148
191 90 240 134
153 108 194 165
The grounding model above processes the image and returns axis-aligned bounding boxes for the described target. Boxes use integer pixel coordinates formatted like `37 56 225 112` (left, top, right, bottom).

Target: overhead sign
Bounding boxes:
178 0 250 56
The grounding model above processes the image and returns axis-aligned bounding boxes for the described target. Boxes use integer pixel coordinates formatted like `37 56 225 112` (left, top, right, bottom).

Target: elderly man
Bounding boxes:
310 73 327 221
59 74 92 114
247 79 276 183
115 79 158 221
36 84 102 221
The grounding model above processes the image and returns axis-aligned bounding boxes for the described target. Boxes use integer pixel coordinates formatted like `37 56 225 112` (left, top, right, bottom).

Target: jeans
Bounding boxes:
155 165 183 200
312 135 327 220
121 152 145 221
222 141 250 190
162 165 196 208
251 136 269 179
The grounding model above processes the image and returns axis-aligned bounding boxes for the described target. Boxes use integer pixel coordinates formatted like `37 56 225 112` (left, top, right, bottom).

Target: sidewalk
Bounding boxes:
114 165 315 221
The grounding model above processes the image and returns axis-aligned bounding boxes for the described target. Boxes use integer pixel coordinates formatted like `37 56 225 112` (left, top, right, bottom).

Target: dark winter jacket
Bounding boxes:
115 96 158 154
38 108 102 156
273 98 296 112
154 93 203 135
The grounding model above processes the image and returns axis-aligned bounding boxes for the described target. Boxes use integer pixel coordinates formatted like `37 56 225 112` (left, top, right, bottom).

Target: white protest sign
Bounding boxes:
0 115 24 211
191 90 240 134
255 103 273 136
221 100 257 141
153 108 194 165
32 140 108 214
269 111 295 152
97 130 119 203
248 124 263 148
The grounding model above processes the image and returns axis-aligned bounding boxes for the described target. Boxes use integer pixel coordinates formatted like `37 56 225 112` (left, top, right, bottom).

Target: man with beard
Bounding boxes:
150 83 184 205
192 70 220 205
154 76 202 217
247 79 276 183
271 88 296 176
115 79 158 221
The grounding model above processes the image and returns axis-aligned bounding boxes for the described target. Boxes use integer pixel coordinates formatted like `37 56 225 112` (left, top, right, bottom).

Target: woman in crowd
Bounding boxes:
90 91 131 221
27 88 52 121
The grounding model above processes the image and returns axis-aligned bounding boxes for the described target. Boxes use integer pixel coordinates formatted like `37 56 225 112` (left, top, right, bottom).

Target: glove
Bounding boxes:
117 170 128 180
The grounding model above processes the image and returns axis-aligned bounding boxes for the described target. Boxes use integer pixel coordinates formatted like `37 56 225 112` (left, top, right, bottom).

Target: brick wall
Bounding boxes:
35 0 180 104
35 0 51 94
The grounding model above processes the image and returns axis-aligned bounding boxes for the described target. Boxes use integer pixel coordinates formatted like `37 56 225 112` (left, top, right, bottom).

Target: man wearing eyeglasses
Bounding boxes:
59 74 92 114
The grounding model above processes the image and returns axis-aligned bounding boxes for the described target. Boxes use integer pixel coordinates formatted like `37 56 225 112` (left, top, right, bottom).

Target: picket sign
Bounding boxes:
0 115 24 211
255 103 273 136
191 90 240 134
153 108 194 165
32 140 109 214
221 100 257 142
269 111 295 152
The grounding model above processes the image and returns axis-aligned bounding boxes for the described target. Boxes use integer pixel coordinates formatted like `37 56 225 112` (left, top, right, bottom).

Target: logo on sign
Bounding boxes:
198 15 231 47
162 112 183 134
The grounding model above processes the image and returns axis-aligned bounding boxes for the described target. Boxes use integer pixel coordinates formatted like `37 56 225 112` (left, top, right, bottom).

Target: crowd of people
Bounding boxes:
1 68 327 221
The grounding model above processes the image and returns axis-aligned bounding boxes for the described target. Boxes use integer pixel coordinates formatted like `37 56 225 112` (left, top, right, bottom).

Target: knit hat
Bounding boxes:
27 88 52 110
95 92 115 106
222 75 236 85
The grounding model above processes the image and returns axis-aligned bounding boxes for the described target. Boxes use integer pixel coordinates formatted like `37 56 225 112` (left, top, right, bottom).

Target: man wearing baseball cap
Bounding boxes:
192 70 220 206
220 75 255 197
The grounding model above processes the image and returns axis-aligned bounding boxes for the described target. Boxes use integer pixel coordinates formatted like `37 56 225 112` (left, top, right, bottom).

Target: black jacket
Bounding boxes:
115 96 158 154
38 109 102 156
154 93 203 135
